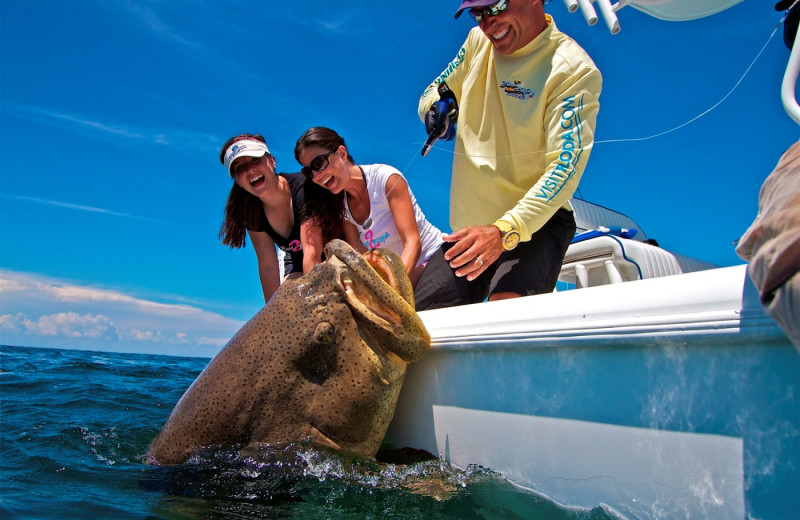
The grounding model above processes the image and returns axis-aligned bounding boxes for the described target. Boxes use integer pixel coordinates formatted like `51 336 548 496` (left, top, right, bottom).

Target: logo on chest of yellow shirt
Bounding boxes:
500 80 534 100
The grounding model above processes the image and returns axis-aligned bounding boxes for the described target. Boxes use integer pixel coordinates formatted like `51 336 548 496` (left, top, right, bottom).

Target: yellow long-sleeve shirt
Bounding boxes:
418 16 602 241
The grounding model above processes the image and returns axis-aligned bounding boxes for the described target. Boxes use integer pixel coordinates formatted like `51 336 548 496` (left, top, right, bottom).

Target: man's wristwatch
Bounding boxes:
494 221 520 251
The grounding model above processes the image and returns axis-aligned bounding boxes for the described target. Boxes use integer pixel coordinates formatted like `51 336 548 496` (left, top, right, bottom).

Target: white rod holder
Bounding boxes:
577 0 598 25
596 0 621 34
563 0 579 13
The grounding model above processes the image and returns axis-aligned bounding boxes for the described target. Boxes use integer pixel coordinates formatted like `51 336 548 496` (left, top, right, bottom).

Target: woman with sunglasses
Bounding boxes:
218 133 342 303
295 127 444 287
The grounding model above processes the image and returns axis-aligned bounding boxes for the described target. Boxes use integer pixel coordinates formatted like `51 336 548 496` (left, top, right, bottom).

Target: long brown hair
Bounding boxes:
301 180 345 245
294 127 353 244
218 134 269 248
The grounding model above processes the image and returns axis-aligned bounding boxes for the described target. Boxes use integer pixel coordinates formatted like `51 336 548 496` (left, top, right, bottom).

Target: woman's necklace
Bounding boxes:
346 166 373 230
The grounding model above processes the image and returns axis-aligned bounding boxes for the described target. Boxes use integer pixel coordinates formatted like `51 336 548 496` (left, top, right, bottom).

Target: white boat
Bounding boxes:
384 2 800 518
386 199 798 519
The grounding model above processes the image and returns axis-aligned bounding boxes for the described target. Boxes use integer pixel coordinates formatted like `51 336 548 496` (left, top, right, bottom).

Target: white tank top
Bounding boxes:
344 164 443 266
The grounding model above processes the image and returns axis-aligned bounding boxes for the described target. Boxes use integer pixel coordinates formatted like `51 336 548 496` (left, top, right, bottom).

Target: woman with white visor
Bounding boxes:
218 133 342 302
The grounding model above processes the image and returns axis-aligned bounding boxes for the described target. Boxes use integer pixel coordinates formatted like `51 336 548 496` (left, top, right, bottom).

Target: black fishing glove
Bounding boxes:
424 98 457 141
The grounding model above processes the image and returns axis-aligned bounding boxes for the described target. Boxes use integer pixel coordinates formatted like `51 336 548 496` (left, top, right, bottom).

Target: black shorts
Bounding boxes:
414 208 576 311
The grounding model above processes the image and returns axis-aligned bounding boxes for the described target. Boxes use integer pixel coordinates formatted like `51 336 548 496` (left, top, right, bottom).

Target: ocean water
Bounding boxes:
0 344 616 520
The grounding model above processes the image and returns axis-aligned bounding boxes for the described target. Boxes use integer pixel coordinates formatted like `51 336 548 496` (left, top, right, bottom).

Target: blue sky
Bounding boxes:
1 0 798 357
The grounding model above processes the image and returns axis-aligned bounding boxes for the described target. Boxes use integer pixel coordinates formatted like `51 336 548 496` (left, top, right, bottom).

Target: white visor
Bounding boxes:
223 139 270 176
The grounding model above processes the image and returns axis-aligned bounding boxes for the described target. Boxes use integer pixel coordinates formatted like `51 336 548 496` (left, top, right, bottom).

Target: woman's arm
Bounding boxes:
385 174 422 274
300 220 326 274
343 221 366 253
302 219 366 274
248 230 281 303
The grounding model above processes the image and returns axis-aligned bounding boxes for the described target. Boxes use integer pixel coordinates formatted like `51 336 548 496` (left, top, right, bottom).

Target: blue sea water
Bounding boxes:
0 344 616 520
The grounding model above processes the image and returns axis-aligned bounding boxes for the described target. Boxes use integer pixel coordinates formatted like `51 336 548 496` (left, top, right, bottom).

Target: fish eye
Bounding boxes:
312 321 335 345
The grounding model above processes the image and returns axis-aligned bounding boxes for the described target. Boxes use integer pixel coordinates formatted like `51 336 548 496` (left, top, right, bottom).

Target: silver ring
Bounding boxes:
476 257 484 267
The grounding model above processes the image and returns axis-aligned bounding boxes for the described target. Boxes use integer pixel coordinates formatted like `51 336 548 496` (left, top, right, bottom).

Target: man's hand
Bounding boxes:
442 225 503 281
424 98 457 141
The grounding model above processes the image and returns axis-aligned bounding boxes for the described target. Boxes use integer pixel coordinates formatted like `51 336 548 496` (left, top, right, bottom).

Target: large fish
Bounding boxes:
147 240 430 465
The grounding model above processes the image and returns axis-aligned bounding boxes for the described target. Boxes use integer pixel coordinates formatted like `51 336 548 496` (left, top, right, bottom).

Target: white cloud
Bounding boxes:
0 278 27 293
0 311 116 339
0 270 243 357
0 193 164 223
121 1 201 49
3 104 219 153
0 313 31 334
36 312 116 339
292 11 374 36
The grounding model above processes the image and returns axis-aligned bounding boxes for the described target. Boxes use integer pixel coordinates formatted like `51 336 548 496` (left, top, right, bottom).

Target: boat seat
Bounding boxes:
558 236 684 288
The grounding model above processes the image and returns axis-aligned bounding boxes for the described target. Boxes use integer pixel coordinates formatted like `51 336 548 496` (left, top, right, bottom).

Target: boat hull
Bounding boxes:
385 265 799 519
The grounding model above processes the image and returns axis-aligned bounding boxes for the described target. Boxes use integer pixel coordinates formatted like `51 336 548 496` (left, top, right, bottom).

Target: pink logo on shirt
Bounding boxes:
363 230 390 249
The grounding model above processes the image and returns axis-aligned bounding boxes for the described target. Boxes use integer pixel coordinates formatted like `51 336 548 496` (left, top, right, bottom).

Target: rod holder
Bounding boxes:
562 0 579 13
596 0 621 34
577 0 598 25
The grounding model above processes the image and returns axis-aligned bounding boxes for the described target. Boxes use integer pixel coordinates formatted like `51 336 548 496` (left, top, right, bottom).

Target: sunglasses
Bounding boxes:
469 0 509 22
301 149 337 179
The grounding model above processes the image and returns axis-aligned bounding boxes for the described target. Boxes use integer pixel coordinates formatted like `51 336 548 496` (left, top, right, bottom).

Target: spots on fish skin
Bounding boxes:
147 240 429 465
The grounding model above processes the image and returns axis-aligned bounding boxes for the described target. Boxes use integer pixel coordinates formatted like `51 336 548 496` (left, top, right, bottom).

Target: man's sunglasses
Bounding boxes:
469 0 509 22
301 149 337 179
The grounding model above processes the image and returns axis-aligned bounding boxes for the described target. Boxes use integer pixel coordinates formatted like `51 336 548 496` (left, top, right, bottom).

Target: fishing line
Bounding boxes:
596 14 782 145
417 15 783 159
387 140 428 197
398 140 428 177
358 140 427 230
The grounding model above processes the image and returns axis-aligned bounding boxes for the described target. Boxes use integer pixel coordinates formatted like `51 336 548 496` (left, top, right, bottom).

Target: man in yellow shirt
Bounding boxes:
414 0 602 310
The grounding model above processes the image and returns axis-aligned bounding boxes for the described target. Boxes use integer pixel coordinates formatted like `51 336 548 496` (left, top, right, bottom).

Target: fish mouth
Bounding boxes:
361 249 415 307
324 239 414 308
323 239 429 362
341 277 403 327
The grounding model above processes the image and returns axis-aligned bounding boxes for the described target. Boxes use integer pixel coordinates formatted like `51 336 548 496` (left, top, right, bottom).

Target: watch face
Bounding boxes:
503 231 520 251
